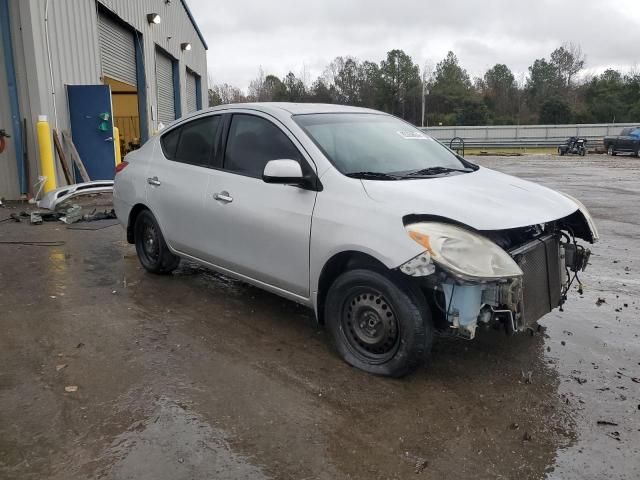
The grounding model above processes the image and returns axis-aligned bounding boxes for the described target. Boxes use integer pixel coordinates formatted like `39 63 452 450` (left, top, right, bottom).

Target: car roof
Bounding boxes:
203 102 382 116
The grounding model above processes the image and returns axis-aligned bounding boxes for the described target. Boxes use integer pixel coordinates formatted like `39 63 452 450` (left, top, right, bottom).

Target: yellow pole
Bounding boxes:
36 115 57 193
113 126 122 166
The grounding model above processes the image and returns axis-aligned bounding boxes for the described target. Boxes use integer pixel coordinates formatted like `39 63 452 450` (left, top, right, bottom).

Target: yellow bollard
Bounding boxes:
113 126 122 166
36 115 57 193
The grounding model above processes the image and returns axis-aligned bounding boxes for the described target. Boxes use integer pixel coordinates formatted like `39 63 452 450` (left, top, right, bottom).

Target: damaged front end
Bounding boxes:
400 206 597 340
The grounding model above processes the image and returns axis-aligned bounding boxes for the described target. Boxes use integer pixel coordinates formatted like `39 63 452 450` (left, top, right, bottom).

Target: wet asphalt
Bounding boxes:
0 154 638 480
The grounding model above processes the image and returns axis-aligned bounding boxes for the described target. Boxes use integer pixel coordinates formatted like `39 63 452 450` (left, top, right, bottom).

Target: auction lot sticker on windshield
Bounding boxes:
397 130 430 140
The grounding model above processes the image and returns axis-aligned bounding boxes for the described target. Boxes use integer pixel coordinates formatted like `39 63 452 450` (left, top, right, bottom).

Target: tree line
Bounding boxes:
208 43 640 126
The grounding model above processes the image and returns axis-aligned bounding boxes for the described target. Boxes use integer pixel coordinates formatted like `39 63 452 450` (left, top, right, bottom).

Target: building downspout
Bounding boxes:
44 0 58 130
0 0 27 194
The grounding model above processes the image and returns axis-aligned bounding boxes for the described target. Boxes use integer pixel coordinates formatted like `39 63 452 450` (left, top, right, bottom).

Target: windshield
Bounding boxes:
294 113 469 176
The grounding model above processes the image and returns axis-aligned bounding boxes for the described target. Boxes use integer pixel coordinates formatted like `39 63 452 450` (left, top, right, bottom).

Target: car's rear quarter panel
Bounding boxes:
113 139 156 227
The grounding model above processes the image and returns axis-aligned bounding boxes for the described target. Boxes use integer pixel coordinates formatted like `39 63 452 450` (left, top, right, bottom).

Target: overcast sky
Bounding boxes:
188 0 640 91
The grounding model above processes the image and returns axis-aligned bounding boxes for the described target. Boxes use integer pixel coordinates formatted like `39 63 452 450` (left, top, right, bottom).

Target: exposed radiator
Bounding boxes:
510 235 562 326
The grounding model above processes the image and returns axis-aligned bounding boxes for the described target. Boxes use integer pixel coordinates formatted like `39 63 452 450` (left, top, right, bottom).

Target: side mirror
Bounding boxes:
263 159 304 185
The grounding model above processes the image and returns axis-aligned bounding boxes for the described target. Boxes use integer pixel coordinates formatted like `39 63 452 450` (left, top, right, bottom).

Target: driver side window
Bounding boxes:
223 114 302 178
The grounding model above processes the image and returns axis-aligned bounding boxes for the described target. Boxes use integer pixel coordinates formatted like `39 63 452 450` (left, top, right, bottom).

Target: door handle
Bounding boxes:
147 176 161 186
213 192 233 203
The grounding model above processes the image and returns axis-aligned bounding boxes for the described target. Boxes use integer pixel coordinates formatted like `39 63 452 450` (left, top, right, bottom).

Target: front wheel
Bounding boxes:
325 269 433 377
134 210 180 274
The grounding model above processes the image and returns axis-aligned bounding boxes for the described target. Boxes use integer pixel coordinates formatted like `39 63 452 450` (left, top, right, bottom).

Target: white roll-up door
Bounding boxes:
186 71 198 113
98 14 137 87
155 50 176 125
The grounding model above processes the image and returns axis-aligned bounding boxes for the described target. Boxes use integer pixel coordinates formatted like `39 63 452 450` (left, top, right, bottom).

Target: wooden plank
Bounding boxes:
61 130 90 182
52 129 72 185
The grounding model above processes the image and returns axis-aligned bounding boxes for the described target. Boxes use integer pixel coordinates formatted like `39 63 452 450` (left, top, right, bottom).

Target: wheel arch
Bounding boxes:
126 203 150 244
316 250 390 324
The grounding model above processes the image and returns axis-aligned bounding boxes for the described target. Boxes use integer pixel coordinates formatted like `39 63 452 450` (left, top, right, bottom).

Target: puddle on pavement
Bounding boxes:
97 397 268 480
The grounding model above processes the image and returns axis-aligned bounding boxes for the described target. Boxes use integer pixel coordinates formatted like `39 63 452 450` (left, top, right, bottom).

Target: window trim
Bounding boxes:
159 113 222 168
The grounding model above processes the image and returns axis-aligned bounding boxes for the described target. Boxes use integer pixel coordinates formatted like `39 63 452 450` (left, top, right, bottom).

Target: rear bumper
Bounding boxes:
37 181 114 210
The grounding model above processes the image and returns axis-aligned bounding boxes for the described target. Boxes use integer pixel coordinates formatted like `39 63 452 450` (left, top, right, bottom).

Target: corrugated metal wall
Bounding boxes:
98 13 137 87
97 0 208 130
155 48 176 125
1 0 207 199
185 70 197 113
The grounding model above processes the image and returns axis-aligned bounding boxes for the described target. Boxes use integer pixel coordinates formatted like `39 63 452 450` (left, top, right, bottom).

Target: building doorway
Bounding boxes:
98 11 144 154
103 76 141 154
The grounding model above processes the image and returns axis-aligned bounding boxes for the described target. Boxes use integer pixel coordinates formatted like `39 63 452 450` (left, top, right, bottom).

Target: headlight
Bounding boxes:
406 222 523 281
559 192 599 243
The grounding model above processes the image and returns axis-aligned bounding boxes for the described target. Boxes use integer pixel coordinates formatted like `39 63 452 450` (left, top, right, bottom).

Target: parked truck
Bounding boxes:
603 126 640 156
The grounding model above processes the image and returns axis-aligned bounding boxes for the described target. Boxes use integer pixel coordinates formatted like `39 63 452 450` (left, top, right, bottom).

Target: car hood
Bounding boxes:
361 166 579 231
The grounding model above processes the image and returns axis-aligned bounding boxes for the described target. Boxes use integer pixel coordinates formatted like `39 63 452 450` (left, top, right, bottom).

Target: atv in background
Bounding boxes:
558 136 587 156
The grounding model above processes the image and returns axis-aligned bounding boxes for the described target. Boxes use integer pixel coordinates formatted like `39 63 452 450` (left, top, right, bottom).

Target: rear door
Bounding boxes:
629 128 640 153
146 114 222 257
619 128 633 151
202 112 318 297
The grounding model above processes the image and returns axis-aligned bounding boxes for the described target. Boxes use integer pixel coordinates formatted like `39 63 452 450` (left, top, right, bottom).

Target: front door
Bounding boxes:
203 113 317 297
67 85 115 180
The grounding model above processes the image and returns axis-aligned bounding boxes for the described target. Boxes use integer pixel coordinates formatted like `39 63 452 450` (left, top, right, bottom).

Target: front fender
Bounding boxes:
309 169 424 304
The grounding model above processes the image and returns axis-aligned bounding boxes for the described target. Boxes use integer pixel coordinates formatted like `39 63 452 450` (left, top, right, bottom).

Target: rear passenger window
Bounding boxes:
160 127 181 160
224 114 302 178
161 115 221 167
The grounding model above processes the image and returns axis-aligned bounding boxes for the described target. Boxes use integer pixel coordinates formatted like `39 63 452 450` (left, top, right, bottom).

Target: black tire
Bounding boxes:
608 145 616 156
558 148 564 156
324 269 433 377
134 210 180 274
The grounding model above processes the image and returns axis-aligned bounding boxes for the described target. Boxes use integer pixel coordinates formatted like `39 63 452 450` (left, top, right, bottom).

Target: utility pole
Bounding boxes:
421 67 430 128
421 82 425 128
421 83 430 128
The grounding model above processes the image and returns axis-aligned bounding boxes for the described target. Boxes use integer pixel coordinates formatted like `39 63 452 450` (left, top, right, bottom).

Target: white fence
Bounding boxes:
420 123 638 148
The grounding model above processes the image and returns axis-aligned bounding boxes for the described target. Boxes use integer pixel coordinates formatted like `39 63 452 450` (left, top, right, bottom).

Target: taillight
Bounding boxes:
115 161 129 174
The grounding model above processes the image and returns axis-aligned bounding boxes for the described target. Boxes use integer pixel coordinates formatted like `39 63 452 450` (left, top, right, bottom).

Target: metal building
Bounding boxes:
0 0 208 200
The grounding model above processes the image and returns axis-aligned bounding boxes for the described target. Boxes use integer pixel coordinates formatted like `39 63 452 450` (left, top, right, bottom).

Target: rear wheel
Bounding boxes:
134 210 180 274
325 269 432 377
608 145 616 156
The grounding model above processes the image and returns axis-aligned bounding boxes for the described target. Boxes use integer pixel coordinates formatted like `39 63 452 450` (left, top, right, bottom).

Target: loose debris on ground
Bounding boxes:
2 205 116 226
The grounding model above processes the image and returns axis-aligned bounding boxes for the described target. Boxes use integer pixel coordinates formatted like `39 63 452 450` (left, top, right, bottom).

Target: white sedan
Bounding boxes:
113 103 598 377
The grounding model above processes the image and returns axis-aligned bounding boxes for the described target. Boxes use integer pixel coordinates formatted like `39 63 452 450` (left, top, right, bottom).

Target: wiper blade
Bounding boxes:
346 171 402 180
404 166 472 177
